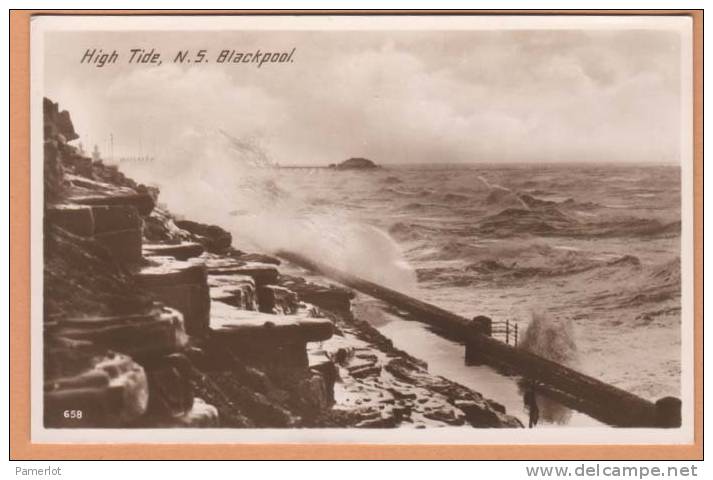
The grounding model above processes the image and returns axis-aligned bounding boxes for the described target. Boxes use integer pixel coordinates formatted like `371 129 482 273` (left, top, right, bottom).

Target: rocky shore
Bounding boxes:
42 98 522 429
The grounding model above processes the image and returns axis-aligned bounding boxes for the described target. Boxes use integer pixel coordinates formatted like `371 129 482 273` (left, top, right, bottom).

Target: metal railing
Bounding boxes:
491 319 518 346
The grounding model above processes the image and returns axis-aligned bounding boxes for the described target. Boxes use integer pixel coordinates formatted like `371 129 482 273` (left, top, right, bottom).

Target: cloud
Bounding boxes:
45 29 682 165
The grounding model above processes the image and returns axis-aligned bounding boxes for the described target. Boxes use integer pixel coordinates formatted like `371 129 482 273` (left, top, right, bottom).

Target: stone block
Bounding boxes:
92 205 141 234
137 258 211 337
138 258 208 287
56 307 188 359
310 360 338 403
208 262 279 286
71 192 155 215
46 205 95 237
210 281 258 311
210 302 334 344
143 242 205 261
44 353 148 428
149 284 210 336
257 285 299 314
174 220 232 253
279 275 354 315
94 228 142 263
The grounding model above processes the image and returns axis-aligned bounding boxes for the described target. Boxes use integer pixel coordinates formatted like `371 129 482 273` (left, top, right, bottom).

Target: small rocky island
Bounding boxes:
41 98 521 430
329 157 380 170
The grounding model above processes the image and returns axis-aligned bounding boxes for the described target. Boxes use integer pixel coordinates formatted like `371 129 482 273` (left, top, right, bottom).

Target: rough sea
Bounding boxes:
269 163 682 404
127 152 682 424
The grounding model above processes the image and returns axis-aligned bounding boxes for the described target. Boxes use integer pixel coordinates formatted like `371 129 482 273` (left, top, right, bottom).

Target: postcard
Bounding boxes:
25 13 697 448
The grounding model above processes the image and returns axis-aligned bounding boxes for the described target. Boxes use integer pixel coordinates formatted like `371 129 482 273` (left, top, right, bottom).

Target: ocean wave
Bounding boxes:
585 257 681 310
440 192 471 203
380 186 434 198
475 207 575 237
463 253 642 281
475 205 680 239
381 175 403 185
388 221 436 242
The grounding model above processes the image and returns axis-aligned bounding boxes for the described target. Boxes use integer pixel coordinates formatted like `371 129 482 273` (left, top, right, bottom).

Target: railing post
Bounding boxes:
515 324 518 347
466 315 492 366
506 319 510 345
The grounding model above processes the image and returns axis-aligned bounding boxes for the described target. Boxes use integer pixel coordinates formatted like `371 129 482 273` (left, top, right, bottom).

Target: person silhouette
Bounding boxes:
523 382 540 428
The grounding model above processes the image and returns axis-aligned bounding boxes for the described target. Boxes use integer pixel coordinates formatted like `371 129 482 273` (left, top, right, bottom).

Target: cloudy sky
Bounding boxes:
43 26 684 165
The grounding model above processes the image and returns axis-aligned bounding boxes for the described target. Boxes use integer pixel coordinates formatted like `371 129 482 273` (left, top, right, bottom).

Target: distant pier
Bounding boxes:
279 251 681 428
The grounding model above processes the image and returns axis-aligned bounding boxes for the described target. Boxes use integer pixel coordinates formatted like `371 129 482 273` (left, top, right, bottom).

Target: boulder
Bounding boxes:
44 352 148 427
298 371 331 411
279 275 354 315
423 404 467 426
143 206 194 244
144 353 195 418
454 399 509 428
174 220 232 253
164 398 219 427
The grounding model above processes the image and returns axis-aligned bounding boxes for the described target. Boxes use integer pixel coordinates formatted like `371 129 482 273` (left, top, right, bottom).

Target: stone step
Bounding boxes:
257 285 299 314
54 306 188 359
47 204 143 263
136 258 210 337
93 205 141 233
279 275 354 315
70 192 155 216
44 353 148 428
210 301 333 344
207 262 279 286
209 275 258 311
46 204 95 236
143 242 205 261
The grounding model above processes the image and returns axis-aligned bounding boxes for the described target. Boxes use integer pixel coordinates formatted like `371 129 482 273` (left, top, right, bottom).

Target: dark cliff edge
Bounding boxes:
42 98 522 429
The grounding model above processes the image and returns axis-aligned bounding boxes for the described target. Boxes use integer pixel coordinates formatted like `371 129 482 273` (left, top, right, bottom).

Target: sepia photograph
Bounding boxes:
26 13 696 448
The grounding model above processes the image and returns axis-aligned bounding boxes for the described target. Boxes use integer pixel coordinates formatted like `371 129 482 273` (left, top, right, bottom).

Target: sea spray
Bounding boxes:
518 309 580 424
120 128 417 291
519 309 579 367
